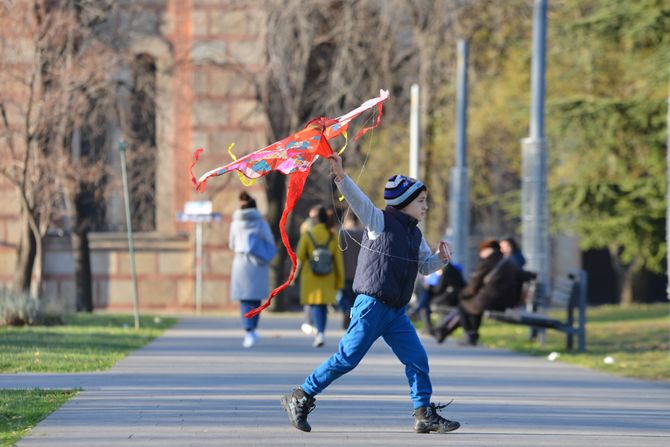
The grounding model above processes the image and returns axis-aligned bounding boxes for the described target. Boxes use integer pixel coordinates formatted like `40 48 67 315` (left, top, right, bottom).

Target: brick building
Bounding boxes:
0 0 270 312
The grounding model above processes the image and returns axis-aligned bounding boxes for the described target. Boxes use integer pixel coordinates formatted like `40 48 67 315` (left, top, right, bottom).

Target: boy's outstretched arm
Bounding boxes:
418 239 452 274
328 153 384 235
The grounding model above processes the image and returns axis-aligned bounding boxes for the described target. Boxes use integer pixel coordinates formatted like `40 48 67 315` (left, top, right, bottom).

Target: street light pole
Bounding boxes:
666 67 670 302
118 139 140 330
665 68 669 352
522 0 550 301
409 83 420 180
449 39 471 275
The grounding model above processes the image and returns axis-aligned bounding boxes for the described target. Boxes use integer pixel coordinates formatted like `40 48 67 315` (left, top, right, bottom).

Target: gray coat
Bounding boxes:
228 208 274 301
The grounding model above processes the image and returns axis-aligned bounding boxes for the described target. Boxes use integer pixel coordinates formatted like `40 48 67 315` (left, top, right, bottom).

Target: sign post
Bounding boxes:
118 139 140 330
177 201 221 314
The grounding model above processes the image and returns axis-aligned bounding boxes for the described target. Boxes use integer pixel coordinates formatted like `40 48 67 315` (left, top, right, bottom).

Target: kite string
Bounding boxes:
330 110 438 265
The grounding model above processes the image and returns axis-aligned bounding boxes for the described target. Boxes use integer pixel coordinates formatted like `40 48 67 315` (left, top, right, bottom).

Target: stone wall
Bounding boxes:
0 0 270 312
43 233 208 312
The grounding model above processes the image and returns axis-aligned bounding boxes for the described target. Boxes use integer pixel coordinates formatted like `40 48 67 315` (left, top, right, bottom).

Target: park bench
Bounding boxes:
485 270 587 352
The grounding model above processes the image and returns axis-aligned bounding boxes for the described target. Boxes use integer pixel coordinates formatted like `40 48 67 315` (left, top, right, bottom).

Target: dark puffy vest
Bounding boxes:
352 206 422 308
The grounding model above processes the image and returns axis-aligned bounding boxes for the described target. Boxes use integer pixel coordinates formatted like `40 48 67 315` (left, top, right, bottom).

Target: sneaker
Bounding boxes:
414 402 460 434
280 386 316 432
313 332 325 348
301 323 316 336
242 332 256 348
458 333 478 346
421 326 436 337
434 326 449 344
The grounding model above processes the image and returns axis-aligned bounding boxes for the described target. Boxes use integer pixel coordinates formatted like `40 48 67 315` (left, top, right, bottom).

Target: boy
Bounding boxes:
280 152 461 434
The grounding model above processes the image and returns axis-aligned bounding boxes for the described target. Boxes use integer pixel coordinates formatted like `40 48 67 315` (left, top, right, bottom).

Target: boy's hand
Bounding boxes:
328 152 346 182
438 240 453 263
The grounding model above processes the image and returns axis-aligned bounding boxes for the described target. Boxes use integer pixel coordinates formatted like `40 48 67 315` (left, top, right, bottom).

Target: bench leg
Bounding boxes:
566 331 573 351
578 326 585 352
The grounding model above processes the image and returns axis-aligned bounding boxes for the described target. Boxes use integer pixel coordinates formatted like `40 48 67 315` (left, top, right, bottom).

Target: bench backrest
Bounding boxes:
549 274 579 309
521 277 538 306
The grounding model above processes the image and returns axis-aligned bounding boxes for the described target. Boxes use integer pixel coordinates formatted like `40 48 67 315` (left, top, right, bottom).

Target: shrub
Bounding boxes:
0 286 41 326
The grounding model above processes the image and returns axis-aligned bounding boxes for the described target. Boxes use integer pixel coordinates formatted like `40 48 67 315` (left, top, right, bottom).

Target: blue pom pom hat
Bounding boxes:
383 175 426 209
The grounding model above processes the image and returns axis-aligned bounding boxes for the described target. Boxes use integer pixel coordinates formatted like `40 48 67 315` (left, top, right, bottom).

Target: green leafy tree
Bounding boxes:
547 0 670 304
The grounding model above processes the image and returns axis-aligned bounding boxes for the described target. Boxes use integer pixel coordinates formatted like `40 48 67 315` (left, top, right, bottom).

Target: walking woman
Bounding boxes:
228 191 275 348
296 205 344 348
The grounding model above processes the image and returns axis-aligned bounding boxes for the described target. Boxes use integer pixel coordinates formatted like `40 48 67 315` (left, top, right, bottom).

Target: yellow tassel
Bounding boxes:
337 131 349 155
227 142 237 160
228 142 256 186
336 131 348 200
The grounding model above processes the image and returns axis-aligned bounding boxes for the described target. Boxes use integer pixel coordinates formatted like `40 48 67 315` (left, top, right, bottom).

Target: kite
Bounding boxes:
190 89 390 317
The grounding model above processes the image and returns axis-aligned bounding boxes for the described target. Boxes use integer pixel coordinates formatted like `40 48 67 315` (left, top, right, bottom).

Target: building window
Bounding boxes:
127 53 157 231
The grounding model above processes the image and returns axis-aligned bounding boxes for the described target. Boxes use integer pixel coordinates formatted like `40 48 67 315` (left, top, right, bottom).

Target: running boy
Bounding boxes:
280 152 461 434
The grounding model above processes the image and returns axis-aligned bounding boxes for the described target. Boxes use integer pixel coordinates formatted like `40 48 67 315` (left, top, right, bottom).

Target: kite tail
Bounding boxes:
244 171 309 318
189 148 207 192
353 102 385 141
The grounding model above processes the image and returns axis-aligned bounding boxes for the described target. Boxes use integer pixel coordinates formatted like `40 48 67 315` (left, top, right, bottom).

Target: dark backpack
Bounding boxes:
306 231 334 276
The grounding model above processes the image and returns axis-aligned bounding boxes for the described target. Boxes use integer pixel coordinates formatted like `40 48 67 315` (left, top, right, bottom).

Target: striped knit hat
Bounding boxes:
384 175 426 209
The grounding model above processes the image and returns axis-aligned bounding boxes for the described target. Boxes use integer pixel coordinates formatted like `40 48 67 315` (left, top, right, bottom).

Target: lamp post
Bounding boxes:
666 68 669 352
118 139 140 330
409 83 420 180
449 39 470 275
522 0 550 301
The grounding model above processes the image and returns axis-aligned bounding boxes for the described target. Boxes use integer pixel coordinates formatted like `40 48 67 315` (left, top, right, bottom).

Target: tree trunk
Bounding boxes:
609 246 636 307
620 258 642 306
264 171 288 311
620 266 635 307
65 185 93 312
13 206 36 294
72 229 93 312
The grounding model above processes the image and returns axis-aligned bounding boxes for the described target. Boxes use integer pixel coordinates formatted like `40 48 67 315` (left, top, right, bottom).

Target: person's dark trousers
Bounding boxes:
409 290 433 334
310 304 328 334
240 300 261 332
339 279 356 329
458 304 481 345
433 307 462 343
436 307 460 332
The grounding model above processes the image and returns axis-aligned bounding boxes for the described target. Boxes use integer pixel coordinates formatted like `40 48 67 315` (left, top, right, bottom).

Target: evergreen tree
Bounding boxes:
547 0 670 303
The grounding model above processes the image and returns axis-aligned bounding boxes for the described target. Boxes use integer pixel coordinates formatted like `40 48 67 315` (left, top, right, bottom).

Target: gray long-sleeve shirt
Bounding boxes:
334 175 447 275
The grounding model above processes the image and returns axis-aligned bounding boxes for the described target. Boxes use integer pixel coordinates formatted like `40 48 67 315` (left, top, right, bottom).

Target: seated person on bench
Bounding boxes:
409 262 466 335
430 262 466 311
434 239 523 346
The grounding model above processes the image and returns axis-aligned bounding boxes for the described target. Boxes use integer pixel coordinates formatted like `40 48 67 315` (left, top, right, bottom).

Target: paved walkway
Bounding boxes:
2 315 669 446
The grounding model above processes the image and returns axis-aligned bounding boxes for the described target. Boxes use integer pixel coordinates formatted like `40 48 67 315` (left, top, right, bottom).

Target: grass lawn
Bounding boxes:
0 313 176 373
0 389 76 447
0 313 177 447
470 303 669 381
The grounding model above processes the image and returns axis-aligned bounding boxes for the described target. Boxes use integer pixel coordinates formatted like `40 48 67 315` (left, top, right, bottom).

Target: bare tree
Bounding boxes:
0 0 156 311
250 0 541 263
247 0 422 307
0 0 77 295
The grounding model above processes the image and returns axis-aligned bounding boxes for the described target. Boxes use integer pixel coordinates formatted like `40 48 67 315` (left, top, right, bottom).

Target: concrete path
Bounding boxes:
2 315 669 446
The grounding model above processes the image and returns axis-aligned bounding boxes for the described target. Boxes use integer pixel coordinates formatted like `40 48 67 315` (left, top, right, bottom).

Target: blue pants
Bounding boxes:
240 300 261 332
310 305 328 333
301 294 432 409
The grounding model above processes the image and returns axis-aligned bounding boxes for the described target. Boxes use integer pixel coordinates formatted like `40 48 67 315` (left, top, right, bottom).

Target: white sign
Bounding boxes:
176 212 222 223
184 201 212 215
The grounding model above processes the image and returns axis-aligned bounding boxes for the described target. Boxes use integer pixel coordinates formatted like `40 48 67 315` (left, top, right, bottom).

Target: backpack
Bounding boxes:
247 232 277 264
305 231 333 276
